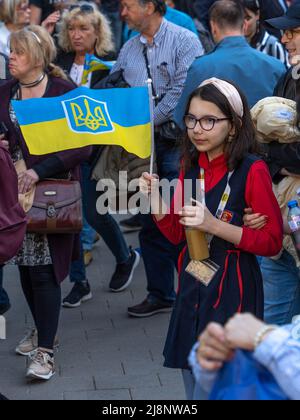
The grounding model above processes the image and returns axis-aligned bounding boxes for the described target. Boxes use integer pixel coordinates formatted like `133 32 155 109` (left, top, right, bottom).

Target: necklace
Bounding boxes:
19 73 46 88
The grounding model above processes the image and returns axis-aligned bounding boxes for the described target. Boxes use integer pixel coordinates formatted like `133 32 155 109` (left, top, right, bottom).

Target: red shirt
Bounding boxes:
156 153 283 257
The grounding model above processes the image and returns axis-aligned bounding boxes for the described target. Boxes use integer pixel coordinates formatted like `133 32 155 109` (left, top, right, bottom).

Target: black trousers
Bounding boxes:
19 265 61 350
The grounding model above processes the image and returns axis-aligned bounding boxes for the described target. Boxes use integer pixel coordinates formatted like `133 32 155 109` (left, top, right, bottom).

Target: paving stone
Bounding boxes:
94 372 160 390
130 384 185 401
64 388 132 401
0 224 184 400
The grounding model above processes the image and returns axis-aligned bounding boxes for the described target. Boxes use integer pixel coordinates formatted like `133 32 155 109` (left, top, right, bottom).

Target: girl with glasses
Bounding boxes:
139 78 283 399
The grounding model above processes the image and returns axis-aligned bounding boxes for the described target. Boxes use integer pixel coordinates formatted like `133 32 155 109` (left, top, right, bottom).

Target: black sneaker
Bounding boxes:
120 215 142 233
0 302 10 315
128 298 174 318
109 249 140 292
62 282 92 308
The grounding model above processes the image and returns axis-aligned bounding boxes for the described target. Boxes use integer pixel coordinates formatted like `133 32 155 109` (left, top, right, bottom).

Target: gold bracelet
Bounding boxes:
254 325 278 350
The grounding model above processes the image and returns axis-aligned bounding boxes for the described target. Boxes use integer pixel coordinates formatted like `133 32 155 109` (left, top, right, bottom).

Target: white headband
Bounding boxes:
26 30 42 45
199 78 244 118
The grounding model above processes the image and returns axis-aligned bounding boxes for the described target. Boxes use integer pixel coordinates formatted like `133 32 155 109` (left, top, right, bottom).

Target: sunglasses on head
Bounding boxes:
69 4 94 13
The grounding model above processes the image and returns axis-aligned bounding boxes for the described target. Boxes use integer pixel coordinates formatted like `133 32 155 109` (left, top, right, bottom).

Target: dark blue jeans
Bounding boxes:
0 266 9 308
70 163 130 283
139 136 182 303
261 251 300 325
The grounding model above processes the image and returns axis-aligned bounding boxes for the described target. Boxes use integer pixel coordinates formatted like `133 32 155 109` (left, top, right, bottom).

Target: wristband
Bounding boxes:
254 325 277 350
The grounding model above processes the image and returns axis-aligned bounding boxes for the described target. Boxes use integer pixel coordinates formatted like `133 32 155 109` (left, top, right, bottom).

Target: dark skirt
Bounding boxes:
163 246 264 370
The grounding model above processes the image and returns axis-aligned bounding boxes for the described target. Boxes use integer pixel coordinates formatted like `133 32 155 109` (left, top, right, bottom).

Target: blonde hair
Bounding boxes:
0 0 27 24
10 25 68 79
58 7 114 56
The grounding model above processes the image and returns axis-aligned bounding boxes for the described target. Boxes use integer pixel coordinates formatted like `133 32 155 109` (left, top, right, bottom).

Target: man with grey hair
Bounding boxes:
112 0 204 317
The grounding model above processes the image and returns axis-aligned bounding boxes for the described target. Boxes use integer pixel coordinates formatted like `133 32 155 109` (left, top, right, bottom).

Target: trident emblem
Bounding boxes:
62 95 114 135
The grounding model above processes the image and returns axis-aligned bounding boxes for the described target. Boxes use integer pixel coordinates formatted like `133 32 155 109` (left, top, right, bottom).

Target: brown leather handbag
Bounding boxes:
26 179 83 234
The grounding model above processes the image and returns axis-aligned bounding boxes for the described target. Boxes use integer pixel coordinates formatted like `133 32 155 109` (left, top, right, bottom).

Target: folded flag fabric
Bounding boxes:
12 86 151 159
81 54 116 85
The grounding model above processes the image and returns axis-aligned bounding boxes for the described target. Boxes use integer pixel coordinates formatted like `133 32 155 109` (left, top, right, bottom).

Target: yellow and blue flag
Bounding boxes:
81 54 116 85
12 86 151 159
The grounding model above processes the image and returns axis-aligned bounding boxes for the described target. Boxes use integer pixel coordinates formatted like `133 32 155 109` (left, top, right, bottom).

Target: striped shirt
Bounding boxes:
256 31 289 68
112 19 204 126
0 53 8 80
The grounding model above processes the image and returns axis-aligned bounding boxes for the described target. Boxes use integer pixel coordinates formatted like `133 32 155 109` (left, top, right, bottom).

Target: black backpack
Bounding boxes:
93 69 130 90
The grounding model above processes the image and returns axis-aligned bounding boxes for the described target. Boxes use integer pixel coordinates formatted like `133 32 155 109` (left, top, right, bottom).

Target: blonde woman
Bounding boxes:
57 3 115 87
57 4 141 308
0 25 91 381
0 0 31 55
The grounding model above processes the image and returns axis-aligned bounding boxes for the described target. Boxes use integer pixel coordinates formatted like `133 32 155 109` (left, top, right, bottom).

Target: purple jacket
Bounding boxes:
0 145 26 264
0 77 92 283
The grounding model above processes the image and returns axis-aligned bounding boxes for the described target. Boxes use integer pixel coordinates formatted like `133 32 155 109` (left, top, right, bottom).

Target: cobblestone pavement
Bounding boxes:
0 227 185 400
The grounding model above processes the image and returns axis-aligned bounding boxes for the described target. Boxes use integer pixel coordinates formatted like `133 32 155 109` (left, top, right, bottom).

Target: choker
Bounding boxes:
19 73 46 88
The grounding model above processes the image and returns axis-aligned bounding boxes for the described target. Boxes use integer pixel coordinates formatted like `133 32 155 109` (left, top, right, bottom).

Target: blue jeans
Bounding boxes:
81 216 96 252
0 266 9 308
70 163 130 283
261 251 300 326
139 136 182 303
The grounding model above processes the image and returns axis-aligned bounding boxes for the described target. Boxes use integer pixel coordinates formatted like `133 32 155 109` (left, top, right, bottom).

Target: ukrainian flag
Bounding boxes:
81 54 116 85
12 86 151 159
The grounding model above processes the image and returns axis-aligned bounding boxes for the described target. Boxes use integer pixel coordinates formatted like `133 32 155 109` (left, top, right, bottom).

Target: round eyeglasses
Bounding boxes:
184 115 231 131
282 29 300 40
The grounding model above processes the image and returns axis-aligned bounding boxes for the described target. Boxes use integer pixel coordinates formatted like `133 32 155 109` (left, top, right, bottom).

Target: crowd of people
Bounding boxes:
0 0 300 400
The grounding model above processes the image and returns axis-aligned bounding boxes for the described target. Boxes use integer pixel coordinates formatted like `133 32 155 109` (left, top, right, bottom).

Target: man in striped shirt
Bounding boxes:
113 0 203 317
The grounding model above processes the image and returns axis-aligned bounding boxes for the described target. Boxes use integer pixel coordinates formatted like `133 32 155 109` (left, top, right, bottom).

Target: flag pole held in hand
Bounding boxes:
147 78 155 176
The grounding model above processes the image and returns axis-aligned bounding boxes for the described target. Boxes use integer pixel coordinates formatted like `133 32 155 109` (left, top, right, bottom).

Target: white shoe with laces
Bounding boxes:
26 349 55 381
15 328 38 356
16 328 59 356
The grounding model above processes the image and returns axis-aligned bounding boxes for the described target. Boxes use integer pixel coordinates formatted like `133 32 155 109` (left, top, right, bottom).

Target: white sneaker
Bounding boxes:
26 349 55 381
15 328 38 356
16 329 59 356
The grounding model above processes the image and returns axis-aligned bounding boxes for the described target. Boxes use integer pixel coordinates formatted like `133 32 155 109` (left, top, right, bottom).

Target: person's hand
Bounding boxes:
179 199 216 232
139 172 159 196
280 168 300 178
224 314 267 351
0 134 9 151
197 323 234 371
42 11 60 34
18 169 39 194
243 207 268 230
